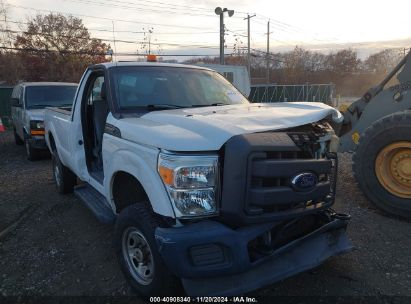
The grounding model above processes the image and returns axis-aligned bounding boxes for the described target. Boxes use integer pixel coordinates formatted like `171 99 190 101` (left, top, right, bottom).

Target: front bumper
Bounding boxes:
28 136 47 150
155 214 352 296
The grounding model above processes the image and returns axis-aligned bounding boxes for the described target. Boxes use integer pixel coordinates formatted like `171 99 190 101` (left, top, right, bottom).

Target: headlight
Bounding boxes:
29 120 45 136
30 120 44 130
158 152 219 218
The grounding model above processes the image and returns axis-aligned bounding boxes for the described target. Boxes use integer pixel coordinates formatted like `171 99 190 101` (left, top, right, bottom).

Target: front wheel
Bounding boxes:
13 128 24 145
25 138 40 161
353 110 411 218
114 204 180 297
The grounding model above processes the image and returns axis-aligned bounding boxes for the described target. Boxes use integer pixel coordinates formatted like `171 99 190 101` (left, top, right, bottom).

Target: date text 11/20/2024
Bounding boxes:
149 297 258 303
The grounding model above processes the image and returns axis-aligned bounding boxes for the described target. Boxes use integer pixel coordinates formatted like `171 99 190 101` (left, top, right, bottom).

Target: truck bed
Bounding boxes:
44 106 74 154
46 106 72 116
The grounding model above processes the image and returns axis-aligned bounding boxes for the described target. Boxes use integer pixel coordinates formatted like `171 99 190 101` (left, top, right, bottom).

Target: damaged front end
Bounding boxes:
219 120 341 226
156 210 351 296
155 120 352 296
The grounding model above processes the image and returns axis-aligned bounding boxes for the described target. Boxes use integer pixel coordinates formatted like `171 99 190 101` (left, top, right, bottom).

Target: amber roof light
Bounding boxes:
147 54 157 62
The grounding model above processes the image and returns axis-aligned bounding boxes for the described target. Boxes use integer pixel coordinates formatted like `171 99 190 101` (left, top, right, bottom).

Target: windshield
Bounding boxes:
25 85 77 109
110 66 249 110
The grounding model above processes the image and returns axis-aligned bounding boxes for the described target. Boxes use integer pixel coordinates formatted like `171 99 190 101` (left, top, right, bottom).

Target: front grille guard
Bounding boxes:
327 152 338 199
244 152 338 220
219 131 339 226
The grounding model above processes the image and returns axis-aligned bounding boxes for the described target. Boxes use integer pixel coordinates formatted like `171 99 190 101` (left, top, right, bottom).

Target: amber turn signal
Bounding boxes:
30 130 45 135
158 166 174 185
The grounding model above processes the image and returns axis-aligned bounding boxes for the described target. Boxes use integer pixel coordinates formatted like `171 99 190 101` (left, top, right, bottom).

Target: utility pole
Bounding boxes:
266 20 270 85
244 14 256 80
219 13 224 64
112 21 117 62
215 7 234 65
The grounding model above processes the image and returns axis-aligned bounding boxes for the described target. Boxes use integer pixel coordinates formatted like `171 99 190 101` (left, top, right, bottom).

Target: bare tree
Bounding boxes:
138 27 162 55
14 13 111 81
0 0 12 49
325 49 360 74
365 49 402 73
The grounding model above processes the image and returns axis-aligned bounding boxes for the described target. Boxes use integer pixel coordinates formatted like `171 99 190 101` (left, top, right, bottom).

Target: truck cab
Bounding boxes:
44 61 352 296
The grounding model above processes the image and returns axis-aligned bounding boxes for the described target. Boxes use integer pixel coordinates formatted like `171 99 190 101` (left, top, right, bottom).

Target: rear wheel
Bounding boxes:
353 110 411 218
52 150 76 194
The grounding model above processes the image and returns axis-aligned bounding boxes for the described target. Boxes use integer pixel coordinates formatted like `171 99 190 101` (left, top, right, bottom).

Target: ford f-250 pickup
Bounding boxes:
44 61 352 296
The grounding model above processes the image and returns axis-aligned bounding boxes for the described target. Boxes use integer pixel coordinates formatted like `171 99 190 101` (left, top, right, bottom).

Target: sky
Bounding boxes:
4 0 411 60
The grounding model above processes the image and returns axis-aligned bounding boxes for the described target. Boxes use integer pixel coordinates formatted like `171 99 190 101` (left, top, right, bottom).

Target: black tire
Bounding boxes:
353 110 411 218
25 138 41 161
114 203 180 297
52 150 76 194
13 128 24 145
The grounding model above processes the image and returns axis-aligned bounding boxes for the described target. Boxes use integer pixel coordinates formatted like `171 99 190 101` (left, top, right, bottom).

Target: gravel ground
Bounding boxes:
0 130 410 300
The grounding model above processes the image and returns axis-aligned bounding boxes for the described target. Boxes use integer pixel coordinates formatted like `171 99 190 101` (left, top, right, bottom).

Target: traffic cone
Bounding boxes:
0 118 5 132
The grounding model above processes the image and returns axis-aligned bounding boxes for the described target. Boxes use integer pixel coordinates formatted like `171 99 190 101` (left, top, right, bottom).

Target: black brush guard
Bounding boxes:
220 132 337 226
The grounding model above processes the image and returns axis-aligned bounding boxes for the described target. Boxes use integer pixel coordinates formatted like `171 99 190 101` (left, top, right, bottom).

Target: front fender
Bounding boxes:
103 134 175 218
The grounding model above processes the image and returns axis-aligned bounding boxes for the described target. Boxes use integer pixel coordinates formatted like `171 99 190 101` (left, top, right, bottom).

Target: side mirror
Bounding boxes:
11 98 21 107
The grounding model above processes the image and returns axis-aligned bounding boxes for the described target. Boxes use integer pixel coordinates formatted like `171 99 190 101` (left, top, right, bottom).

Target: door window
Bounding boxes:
11 85 23 106
88 76 105 105
19 88 24 106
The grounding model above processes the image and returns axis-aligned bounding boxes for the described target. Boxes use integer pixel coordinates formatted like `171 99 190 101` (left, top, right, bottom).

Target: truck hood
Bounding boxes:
26 109 45 122
112 102 342 151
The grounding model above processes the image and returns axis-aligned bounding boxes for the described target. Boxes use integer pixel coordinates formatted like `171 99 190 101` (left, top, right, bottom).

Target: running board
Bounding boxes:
74 184 116 224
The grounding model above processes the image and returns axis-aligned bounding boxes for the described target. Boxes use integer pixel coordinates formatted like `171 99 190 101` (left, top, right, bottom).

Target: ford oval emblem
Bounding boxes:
291 172 318 192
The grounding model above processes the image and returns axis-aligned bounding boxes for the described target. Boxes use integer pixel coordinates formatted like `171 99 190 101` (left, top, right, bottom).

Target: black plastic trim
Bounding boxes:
250 182 331 206
220 132 336 226
104 123 121 138
252 159 332 178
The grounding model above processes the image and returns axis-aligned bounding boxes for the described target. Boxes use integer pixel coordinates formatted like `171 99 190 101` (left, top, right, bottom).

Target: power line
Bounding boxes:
5 19 144 34
5 3 346 50
63 0 246 20
255 13 341 43
226 28 247 38
115 53 235 57
0 28 227 49
0 46 234 57
62 0 217 17
249 48 285 63
7 4 215 30
5 19 218 35
0 46 108 55
91 0 214 14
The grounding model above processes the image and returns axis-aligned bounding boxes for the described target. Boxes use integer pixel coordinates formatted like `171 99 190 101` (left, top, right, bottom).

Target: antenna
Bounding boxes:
112 21 117 62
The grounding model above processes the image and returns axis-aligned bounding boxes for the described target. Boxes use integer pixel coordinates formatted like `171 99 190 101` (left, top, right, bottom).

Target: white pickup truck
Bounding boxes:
44 61 352 297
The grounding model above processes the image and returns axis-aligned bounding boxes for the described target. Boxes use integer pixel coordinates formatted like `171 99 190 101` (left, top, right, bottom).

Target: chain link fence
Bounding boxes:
0 87 14 129
249 84 335 105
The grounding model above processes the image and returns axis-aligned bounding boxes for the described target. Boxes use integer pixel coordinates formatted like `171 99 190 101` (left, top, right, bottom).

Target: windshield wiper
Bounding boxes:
191 103 229 108
29 104 52 108
145 104 186 110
